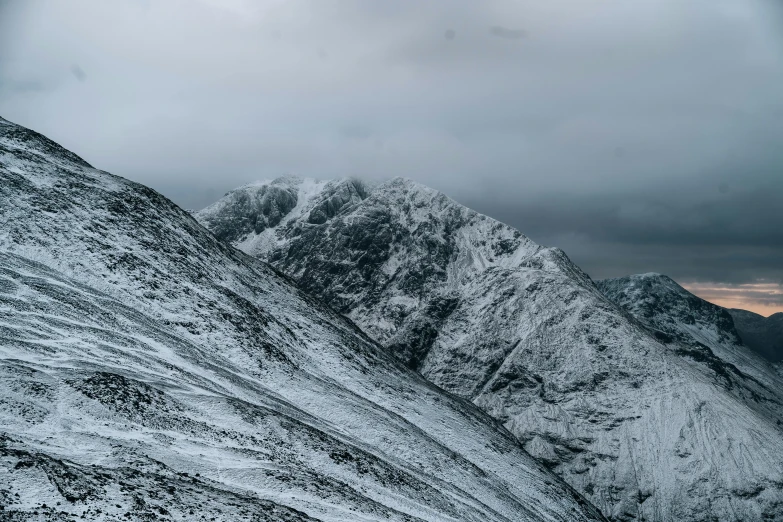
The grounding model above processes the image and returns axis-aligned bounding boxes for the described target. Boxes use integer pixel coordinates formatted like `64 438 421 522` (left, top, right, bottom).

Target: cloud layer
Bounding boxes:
682 282 783 316
1 0 782 312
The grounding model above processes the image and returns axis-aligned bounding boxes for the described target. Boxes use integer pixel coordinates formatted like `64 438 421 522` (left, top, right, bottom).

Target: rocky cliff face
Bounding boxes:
198 176 783 522
0 117 606 521
728 309 783 363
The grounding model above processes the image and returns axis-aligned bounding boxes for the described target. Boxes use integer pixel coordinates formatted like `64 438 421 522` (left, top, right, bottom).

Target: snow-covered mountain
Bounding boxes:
728 309 783 363
198 176 783 522
596 274 783 390
0 117 607 521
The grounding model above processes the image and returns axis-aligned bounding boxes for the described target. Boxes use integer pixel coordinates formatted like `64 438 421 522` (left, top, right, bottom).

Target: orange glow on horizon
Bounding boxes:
682 282 783 317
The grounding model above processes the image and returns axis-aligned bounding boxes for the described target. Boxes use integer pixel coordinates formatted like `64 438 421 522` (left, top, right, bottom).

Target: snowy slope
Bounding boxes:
0 117 606 521
728 309 783 363
198 177 783 522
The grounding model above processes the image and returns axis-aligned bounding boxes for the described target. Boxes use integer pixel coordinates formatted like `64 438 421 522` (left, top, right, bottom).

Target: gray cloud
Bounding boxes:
489 25 526 40
686 283 783 306
0 79 46 93
340 124 373 140
682 282 783 316
70 64 86 82
1 0 782 311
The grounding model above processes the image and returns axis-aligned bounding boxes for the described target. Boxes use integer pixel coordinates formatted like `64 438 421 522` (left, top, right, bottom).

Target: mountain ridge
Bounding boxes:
198 175 783 522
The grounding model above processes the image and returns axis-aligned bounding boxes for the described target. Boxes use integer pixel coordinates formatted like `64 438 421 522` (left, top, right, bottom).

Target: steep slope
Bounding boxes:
198 176 783 522
728 309 783 363
0 117 606 521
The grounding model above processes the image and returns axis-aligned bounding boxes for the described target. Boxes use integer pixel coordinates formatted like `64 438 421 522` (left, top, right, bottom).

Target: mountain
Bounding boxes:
727 309 783 363
198 176 783 522
596 274 783 390
0 117 606 521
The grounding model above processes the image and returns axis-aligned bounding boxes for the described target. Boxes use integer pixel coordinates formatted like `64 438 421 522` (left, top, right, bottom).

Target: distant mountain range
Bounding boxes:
0 117 605 521
728 309 783 363
198 176 783 522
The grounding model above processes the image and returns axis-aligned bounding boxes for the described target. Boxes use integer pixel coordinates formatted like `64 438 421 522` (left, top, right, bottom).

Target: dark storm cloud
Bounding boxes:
461 162 783 289
479 174 783 249
0 0 782 312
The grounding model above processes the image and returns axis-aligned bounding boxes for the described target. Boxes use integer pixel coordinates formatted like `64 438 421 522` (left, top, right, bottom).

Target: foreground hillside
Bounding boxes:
0 116 605 521
198 176 783 521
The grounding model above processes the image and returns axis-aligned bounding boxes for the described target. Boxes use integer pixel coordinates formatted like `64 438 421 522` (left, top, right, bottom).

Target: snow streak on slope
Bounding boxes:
0 117 605 521
198 177 783 522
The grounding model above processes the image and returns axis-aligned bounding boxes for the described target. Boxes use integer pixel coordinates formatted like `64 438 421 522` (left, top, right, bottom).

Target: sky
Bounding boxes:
1 0 782 315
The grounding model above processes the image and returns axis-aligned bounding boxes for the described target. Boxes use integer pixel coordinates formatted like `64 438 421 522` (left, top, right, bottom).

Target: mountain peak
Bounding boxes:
0 115 93 169
378 176 447 198
384 175 427 187
635 272 666 280
614 272 676 285
200 177 783 521
601 273 694 302
595 274 783 381
605 276 783 363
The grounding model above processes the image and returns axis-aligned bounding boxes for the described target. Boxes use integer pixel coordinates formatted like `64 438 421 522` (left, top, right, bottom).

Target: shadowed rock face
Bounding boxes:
199 176 783 522
199 182 299 243
306 178 368 225
728 309 783 363
0 116 606 522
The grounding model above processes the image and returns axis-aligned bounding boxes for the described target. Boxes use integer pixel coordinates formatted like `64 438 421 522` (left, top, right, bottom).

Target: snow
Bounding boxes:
0 117 604 521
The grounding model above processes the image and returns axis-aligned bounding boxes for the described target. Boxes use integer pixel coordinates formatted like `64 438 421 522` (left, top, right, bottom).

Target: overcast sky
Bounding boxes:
1 0 782 315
